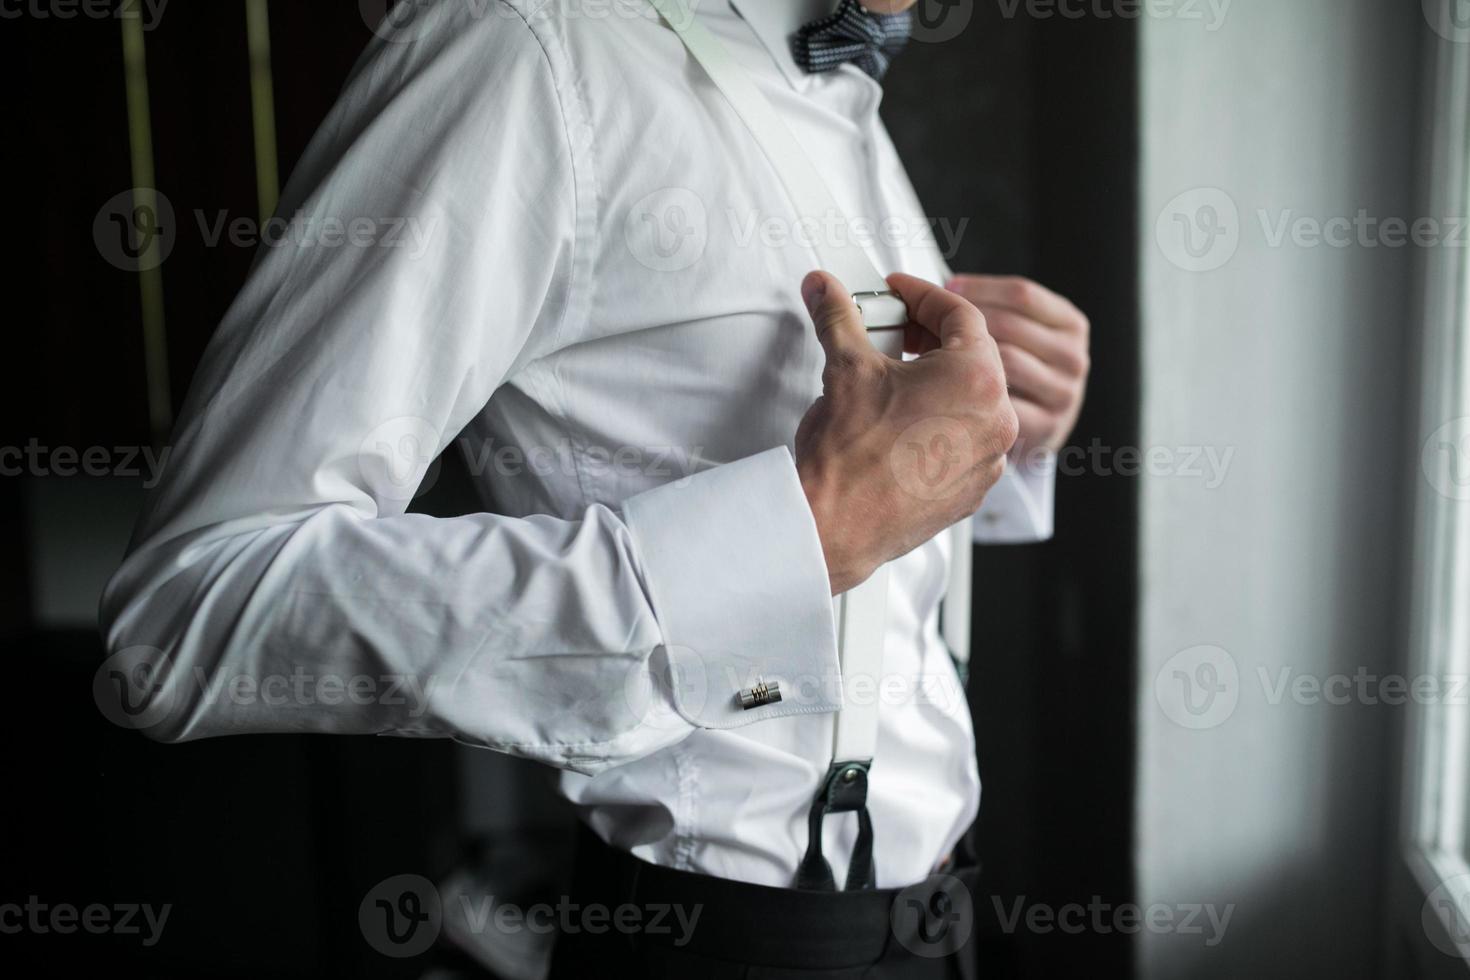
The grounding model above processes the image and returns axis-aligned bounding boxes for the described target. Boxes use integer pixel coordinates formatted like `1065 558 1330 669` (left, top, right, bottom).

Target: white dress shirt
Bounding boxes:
100 0 1053 888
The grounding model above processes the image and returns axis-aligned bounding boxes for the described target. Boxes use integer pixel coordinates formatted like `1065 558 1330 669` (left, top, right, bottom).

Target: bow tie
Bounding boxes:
791 0 912 82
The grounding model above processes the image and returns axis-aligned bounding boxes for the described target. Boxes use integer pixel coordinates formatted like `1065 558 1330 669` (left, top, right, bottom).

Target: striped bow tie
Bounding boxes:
791 0 913 82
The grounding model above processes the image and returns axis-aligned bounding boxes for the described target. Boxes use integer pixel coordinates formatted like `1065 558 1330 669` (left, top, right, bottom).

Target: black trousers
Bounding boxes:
549 826 981 979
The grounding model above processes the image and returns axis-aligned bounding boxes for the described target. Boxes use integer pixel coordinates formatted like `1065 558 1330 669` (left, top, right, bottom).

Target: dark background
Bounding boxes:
7 2 1139 976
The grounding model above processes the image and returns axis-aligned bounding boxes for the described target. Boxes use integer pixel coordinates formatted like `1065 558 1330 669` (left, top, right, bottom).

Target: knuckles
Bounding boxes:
958 354 1006 406
1002 276 1043 312
1064 348 1092 378
994 400 1021 456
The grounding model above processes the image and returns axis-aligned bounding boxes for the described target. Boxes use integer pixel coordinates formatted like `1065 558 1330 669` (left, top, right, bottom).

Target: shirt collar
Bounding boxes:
723 0 840 89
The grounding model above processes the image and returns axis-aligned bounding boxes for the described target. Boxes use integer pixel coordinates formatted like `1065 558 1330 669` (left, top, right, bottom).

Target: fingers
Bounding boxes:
998 343 1075 411
904 318 942 356
947 274 1089 335
985 310 1090 375
802 271 870 364
887 272 988 351
1010 399 1054 454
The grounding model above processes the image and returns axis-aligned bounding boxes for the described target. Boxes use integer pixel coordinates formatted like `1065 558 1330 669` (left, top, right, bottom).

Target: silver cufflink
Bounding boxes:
738 679 782 710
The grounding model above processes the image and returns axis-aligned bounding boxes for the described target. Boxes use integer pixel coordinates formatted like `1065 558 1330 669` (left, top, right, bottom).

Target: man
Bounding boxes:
100 0 1089 975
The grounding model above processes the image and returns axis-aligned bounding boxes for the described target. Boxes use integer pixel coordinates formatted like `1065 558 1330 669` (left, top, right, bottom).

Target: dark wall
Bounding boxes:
884 7 1140 978
13 6 464 978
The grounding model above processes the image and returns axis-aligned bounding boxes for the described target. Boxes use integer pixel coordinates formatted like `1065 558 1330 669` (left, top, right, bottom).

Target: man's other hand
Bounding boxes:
944 274 1090 457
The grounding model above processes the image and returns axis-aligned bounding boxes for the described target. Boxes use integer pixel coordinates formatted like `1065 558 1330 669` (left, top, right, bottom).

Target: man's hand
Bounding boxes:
943 275 1090 457
795 271 1020 595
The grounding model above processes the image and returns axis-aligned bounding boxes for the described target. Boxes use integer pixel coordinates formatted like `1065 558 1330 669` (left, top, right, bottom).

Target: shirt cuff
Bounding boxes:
621 447 841 729
972 451 1056 544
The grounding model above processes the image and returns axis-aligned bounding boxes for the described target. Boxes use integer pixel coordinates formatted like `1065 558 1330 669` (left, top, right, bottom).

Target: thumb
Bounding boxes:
801 271 868 362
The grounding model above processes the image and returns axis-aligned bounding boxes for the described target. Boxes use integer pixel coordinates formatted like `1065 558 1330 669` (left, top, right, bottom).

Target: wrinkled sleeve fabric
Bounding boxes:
99 3 839 776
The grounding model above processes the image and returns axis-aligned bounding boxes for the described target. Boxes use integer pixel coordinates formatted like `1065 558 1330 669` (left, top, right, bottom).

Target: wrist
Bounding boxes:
799 458 877 596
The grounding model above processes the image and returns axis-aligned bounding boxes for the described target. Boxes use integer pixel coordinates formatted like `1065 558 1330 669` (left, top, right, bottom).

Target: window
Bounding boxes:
1399 3 1470 974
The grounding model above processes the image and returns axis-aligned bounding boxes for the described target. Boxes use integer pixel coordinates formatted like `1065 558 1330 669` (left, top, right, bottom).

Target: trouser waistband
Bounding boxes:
557 824 981 974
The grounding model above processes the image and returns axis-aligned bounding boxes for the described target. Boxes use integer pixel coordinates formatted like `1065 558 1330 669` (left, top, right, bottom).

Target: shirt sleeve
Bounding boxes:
971 452 1056 544
98 3 840 776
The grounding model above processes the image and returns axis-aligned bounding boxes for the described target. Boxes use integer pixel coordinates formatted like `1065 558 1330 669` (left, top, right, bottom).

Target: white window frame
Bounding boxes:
1396 3 1470 976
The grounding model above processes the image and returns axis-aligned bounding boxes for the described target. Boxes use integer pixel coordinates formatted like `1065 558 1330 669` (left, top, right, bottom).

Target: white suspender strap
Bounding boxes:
830 566 888 761
943 521 972 672
643 3 976 861
643 0 888 297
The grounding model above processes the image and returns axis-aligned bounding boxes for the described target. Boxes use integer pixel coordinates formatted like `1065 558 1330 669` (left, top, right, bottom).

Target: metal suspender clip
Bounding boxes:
854 290 907 360
852 289 907 328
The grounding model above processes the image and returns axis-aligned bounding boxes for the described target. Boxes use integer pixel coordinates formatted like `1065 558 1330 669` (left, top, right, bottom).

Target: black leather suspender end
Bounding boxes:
794 761 875 891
